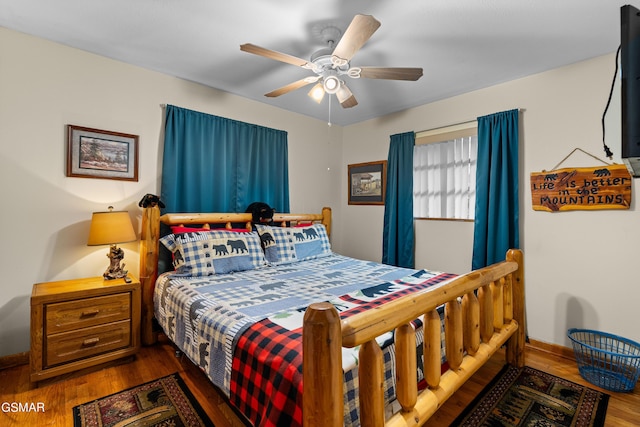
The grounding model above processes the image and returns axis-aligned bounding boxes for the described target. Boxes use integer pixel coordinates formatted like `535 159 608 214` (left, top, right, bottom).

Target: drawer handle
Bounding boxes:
81 309 100 317
82 337 100 346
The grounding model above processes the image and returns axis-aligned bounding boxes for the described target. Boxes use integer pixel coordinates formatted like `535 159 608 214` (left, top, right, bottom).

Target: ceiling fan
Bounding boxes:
240 14 423 108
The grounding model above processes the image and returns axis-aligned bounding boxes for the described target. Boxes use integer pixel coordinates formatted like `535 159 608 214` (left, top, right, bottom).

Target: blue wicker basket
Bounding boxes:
567 328 640 392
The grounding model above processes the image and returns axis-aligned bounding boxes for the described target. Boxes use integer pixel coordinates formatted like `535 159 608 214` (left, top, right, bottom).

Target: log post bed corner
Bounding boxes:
139 204 525 427
303 249 525 427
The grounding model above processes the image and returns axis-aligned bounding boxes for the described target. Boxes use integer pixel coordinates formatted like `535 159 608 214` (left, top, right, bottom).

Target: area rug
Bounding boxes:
73 373 214 426
451 365 609 427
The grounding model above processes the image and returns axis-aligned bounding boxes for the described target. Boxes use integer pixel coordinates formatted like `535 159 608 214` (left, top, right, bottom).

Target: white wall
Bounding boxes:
2 25 638 358
340 52 640 348
0 27 343 357
414 220 474 274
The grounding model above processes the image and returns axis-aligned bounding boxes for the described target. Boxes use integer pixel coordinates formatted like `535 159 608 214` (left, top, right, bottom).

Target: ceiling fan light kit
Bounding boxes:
308 82 325 103
240 14 423 109
323 75 341 94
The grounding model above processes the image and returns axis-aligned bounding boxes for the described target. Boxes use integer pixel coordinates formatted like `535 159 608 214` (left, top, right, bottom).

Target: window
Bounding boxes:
413 123 477 220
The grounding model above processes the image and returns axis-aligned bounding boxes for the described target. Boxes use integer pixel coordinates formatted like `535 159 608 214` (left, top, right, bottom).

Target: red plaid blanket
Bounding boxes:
230 271 456 427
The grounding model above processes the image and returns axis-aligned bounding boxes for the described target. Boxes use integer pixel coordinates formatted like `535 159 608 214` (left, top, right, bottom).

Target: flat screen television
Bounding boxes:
621 4 640 176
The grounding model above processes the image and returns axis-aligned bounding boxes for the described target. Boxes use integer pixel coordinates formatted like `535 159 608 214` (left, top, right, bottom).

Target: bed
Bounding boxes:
138 204 525 427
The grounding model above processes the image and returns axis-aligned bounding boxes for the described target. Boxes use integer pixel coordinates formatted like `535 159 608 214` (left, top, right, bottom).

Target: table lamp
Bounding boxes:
88 206 136 280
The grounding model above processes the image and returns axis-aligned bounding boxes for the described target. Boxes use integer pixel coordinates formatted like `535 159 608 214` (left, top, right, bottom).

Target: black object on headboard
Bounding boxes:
139 193 166 208
246 202 275 224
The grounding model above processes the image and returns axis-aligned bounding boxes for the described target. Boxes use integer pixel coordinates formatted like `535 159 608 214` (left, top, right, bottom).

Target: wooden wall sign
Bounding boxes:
530 164 632 212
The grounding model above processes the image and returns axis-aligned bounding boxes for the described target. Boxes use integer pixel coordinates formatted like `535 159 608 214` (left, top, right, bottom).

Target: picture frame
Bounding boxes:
66 125 139 181
348 160 387 205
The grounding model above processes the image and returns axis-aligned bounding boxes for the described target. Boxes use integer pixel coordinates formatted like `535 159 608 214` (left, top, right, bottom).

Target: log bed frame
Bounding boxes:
139 205 525 427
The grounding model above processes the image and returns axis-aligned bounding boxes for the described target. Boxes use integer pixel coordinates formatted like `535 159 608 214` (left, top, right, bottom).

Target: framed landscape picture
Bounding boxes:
66 125 139 181
348 160 387 205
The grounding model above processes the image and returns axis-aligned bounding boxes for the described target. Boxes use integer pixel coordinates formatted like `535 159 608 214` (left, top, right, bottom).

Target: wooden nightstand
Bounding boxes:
30 275 141 383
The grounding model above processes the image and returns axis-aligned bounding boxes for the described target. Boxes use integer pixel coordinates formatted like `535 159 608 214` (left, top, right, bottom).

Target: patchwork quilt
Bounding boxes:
154 253 456 427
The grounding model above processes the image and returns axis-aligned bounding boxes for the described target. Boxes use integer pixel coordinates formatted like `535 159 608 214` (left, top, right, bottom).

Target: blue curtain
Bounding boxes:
161 105 290 213
382 131 415 268
472 109 520 269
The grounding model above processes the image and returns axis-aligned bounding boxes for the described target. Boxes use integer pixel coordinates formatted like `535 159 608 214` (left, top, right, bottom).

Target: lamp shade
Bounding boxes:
87 210 136 246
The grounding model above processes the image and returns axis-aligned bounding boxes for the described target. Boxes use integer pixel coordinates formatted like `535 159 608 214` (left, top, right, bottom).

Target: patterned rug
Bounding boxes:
73 373 214 426
451 365 609 427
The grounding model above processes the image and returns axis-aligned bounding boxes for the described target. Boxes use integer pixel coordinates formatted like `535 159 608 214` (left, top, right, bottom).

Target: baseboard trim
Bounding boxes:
0 351 29 370
0 340 576 371
527 338 576 361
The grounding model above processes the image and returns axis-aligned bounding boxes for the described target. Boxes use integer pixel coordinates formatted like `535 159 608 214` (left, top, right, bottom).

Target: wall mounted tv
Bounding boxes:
621 4 640 177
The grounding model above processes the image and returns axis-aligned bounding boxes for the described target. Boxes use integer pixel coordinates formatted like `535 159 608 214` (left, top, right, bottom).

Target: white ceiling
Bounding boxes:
0 0 632 126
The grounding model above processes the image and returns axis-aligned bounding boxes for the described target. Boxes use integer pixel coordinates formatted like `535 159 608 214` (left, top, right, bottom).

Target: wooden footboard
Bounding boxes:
303 249 525 427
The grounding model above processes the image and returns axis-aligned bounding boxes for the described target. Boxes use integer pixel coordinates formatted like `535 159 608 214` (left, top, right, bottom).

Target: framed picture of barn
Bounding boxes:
348 160 387 205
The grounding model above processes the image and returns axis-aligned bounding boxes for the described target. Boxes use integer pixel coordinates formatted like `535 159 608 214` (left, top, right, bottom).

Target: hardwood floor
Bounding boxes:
1 339 638 426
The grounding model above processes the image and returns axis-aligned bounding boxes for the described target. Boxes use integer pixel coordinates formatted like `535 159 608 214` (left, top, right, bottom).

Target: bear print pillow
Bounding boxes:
255 224 331 265
160 230 266 275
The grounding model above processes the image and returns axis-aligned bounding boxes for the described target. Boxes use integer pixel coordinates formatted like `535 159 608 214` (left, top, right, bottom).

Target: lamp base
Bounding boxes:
103 244 129 280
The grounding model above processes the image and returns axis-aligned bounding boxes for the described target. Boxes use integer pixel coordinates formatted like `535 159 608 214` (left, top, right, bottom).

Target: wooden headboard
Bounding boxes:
138 206 332 345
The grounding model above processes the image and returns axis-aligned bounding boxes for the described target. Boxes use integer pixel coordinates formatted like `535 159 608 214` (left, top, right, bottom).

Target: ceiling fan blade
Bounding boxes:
332 15 381 65
358 67 424 81
336 84 358 108
265 76 320 98
240 43 309 68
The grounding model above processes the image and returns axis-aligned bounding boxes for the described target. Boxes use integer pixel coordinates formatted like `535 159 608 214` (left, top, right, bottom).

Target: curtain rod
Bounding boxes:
417 119 476 136
416 108 525 136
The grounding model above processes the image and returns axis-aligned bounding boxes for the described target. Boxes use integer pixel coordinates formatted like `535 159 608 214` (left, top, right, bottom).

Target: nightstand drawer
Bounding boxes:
45 293 131 334
31 275 140 383
45 319 131 367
